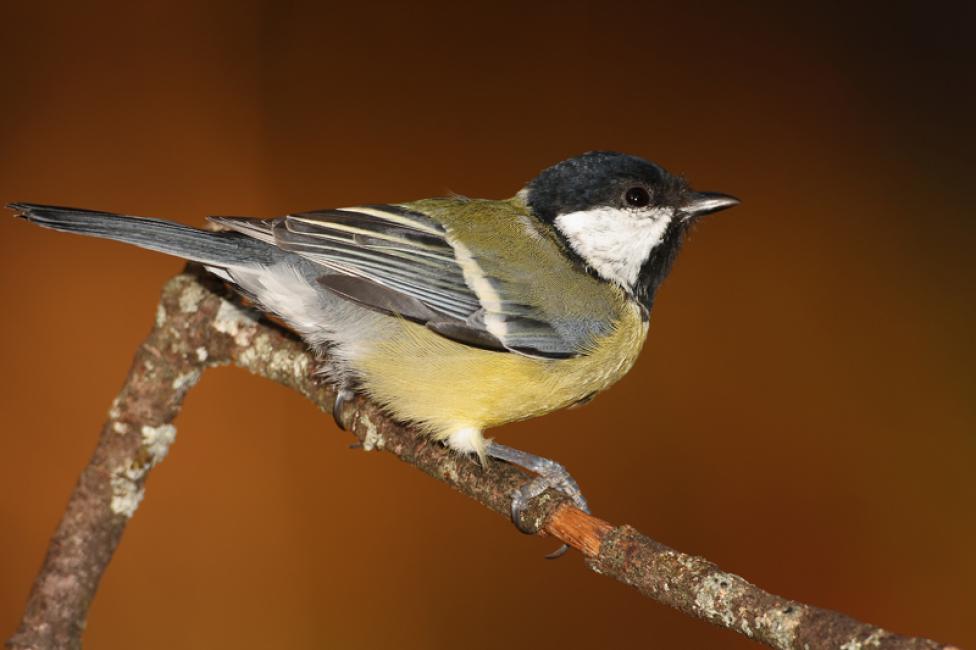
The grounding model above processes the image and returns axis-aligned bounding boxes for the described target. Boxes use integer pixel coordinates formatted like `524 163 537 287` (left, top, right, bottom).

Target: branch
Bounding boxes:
7 270 958 650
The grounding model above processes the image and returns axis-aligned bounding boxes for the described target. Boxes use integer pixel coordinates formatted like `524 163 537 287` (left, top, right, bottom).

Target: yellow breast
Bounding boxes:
354 300 648 441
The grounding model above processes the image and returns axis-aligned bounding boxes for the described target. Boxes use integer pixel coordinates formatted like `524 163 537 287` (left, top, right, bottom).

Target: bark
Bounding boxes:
6 270 959 650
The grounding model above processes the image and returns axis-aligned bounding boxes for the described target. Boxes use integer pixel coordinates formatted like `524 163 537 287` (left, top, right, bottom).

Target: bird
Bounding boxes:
10 151 737 554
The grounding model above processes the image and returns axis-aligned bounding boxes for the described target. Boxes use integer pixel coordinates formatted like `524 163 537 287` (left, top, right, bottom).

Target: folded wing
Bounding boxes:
210 204 591 358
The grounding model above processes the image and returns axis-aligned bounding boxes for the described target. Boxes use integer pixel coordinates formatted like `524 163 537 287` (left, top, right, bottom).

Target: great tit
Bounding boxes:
10 151 738 548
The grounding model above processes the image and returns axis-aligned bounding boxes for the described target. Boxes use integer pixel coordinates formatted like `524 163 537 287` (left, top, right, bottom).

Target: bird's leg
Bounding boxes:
484 441 591 558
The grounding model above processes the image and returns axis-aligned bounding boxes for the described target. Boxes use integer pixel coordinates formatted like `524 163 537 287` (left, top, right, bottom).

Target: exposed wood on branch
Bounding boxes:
6 270 958 650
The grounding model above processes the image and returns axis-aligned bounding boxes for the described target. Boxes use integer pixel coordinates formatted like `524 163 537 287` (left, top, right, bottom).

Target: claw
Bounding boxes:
545 544 570 560
510 489 537 535
332 386 355 431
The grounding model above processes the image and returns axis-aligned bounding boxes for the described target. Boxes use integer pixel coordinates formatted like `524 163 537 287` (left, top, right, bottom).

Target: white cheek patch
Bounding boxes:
554 207 674 288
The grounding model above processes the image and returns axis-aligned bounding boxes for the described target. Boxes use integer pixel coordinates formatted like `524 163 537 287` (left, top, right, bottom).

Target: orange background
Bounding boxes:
1 2 973 648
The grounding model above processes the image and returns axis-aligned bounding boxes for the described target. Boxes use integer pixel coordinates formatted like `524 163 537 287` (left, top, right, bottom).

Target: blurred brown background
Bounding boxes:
1 1 973 648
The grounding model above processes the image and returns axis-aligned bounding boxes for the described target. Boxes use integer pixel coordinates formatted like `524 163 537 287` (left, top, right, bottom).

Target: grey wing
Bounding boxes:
209 205 582 358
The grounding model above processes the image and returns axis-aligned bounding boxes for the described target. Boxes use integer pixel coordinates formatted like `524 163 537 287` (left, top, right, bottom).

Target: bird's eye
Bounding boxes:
624 187 651 208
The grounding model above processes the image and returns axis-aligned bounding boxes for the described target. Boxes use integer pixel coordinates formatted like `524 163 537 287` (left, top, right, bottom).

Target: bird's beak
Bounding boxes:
680 191 740 219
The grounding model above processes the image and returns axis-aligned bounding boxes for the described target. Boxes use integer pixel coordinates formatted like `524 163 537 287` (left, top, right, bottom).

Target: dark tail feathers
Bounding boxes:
9 203 273 267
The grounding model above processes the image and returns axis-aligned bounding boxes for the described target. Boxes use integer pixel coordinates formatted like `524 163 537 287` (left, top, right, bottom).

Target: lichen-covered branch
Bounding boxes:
6 271 958 650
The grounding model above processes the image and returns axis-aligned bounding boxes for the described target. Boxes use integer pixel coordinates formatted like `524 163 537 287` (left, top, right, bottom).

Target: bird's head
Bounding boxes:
522 151 738 309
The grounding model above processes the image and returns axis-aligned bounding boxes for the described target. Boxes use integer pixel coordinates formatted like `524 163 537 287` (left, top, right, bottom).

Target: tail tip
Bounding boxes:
7 203 116 222
7 202 31 220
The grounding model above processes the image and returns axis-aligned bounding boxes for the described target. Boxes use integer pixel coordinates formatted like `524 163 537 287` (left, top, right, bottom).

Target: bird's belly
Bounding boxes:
352 305 648 438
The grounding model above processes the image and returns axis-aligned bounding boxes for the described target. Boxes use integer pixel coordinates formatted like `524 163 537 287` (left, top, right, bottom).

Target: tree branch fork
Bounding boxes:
6 270 959 650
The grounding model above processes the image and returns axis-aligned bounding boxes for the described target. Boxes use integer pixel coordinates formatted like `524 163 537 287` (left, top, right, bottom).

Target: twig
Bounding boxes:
6 270 959 650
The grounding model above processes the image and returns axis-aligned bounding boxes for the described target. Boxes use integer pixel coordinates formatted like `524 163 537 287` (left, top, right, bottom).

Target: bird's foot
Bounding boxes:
484 441 591 559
